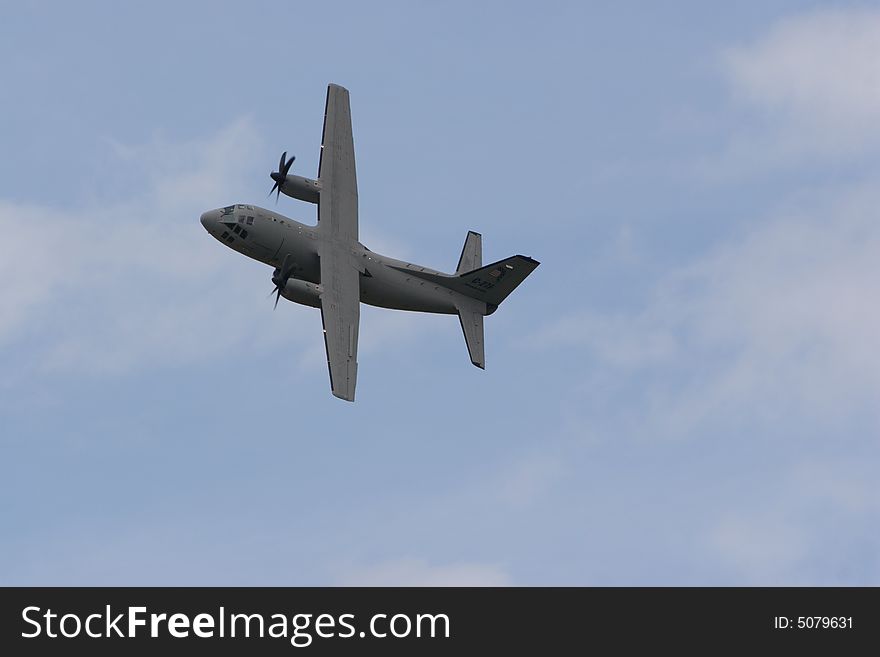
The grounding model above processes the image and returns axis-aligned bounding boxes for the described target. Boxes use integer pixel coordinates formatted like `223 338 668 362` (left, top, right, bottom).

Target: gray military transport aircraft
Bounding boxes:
200 83 539 401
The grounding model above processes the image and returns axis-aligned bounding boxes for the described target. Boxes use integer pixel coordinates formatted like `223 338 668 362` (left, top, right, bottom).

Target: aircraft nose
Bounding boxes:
200 209 220 231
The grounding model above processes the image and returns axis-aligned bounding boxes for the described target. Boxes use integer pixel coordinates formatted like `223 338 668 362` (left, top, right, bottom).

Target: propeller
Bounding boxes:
269 151 296 202
270 254 296 309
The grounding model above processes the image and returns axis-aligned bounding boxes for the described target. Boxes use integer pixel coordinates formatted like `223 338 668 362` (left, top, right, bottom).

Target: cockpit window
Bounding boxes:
221 206 234 216
246 216 254 225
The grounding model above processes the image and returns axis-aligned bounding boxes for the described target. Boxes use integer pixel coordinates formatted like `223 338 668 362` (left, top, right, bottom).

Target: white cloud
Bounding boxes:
722 8 880 161
518 9 880 584
530 312 676 369
708 458 880 584
621 8 880 431
533 178 880 438
0 119 319 378
489 452 565 509
338 557 512 586
676 185 880 424
709 514 808 585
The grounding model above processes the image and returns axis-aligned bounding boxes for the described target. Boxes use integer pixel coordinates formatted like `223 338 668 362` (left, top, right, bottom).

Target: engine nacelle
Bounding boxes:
280 279 323 308
280 174 321 204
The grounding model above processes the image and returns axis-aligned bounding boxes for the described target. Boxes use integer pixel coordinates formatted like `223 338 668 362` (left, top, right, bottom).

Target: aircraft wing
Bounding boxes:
319 243 360 401
318 84 358 243
317 83 360 401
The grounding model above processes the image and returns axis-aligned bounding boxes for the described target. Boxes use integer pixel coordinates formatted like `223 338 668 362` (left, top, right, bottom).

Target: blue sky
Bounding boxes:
2 1 879 585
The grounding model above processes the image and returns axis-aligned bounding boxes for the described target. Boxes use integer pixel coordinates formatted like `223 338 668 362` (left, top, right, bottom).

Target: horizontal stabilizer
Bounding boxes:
457 255 539 307
391 255 539 308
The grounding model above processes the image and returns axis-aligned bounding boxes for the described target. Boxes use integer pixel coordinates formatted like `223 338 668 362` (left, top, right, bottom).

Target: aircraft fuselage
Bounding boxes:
200 203 463 315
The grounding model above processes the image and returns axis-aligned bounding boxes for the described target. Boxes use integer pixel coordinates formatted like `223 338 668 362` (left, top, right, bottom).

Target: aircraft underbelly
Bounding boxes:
258 229 320 284
359 271 457 314
245 237 277 264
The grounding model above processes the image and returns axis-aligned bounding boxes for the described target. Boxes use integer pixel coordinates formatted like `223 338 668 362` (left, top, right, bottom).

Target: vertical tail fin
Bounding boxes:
456 231 482 274
388 231 537 369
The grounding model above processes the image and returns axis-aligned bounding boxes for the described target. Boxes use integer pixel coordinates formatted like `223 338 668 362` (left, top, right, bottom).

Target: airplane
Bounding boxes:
199 83 539 401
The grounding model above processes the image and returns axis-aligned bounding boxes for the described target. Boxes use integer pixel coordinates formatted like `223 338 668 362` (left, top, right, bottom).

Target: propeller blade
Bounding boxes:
269 151 296 201
278 254 293 280
282 154 295 176
270 256 296 310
